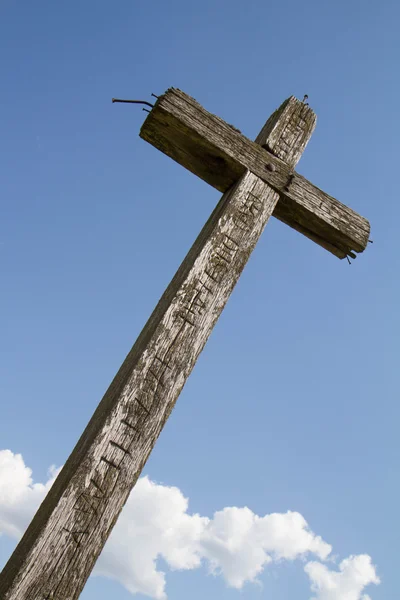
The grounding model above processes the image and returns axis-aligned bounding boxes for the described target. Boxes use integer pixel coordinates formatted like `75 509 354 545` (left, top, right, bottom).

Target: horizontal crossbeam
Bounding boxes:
140 88 370 259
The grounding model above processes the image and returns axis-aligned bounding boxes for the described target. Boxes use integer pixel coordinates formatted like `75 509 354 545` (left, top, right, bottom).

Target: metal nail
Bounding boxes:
112 98 154 108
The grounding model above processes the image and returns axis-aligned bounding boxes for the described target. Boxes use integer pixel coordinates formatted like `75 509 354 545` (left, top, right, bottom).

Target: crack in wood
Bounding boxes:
62 529 89 547
89 478 105 497
120 418 137 432
109 440 132 455
99 457 121 471
133 396 151 415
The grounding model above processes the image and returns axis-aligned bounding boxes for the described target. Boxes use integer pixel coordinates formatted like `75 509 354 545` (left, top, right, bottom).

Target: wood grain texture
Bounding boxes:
140 88 370 259
0 173 280 599
255 95 316 169
0 90 332 600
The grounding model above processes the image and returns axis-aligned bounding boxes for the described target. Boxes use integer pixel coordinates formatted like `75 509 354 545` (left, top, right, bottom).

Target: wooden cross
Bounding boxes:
0 90 370 600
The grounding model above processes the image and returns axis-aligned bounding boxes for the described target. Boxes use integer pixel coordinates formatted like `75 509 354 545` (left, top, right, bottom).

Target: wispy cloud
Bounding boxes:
0 449 380 600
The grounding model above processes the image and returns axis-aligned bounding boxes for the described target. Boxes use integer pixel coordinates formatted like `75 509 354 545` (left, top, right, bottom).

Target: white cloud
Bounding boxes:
97 481 331 598
0 449 380 600
198 506 331 589
305 555 380 600
95 475 205 599
0 449 59 539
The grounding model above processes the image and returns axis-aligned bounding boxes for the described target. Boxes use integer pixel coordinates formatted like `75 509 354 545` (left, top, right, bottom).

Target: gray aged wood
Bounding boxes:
254 95 316 168
0 92 365 600
140 89 370 259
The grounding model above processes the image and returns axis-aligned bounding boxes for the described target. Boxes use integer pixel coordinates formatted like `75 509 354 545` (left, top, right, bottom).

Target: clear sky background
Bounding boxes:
0 1 398 599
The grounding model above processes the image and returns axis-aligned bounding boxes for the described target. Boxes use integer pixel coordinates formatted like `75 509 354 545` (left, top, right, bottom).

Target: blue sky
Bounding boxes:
0 1 398 599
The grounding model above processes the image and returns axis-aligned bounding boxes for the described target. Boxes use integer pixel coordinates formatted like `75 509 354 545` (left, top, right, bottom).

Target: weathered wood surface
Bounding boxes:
140 88 370 259
254 95 316 168
0 96 315 599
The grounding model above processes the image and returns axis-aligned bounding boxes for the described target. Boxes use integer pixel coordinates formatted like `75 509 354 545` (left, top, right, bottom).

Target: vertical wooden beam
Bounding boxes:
0 99 315 600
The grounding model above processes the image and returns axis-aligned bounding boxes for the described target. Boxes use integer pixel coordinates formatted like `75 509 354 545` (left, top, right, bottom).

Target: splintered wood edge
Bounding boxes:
255 95 317 170
140 88 370 259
